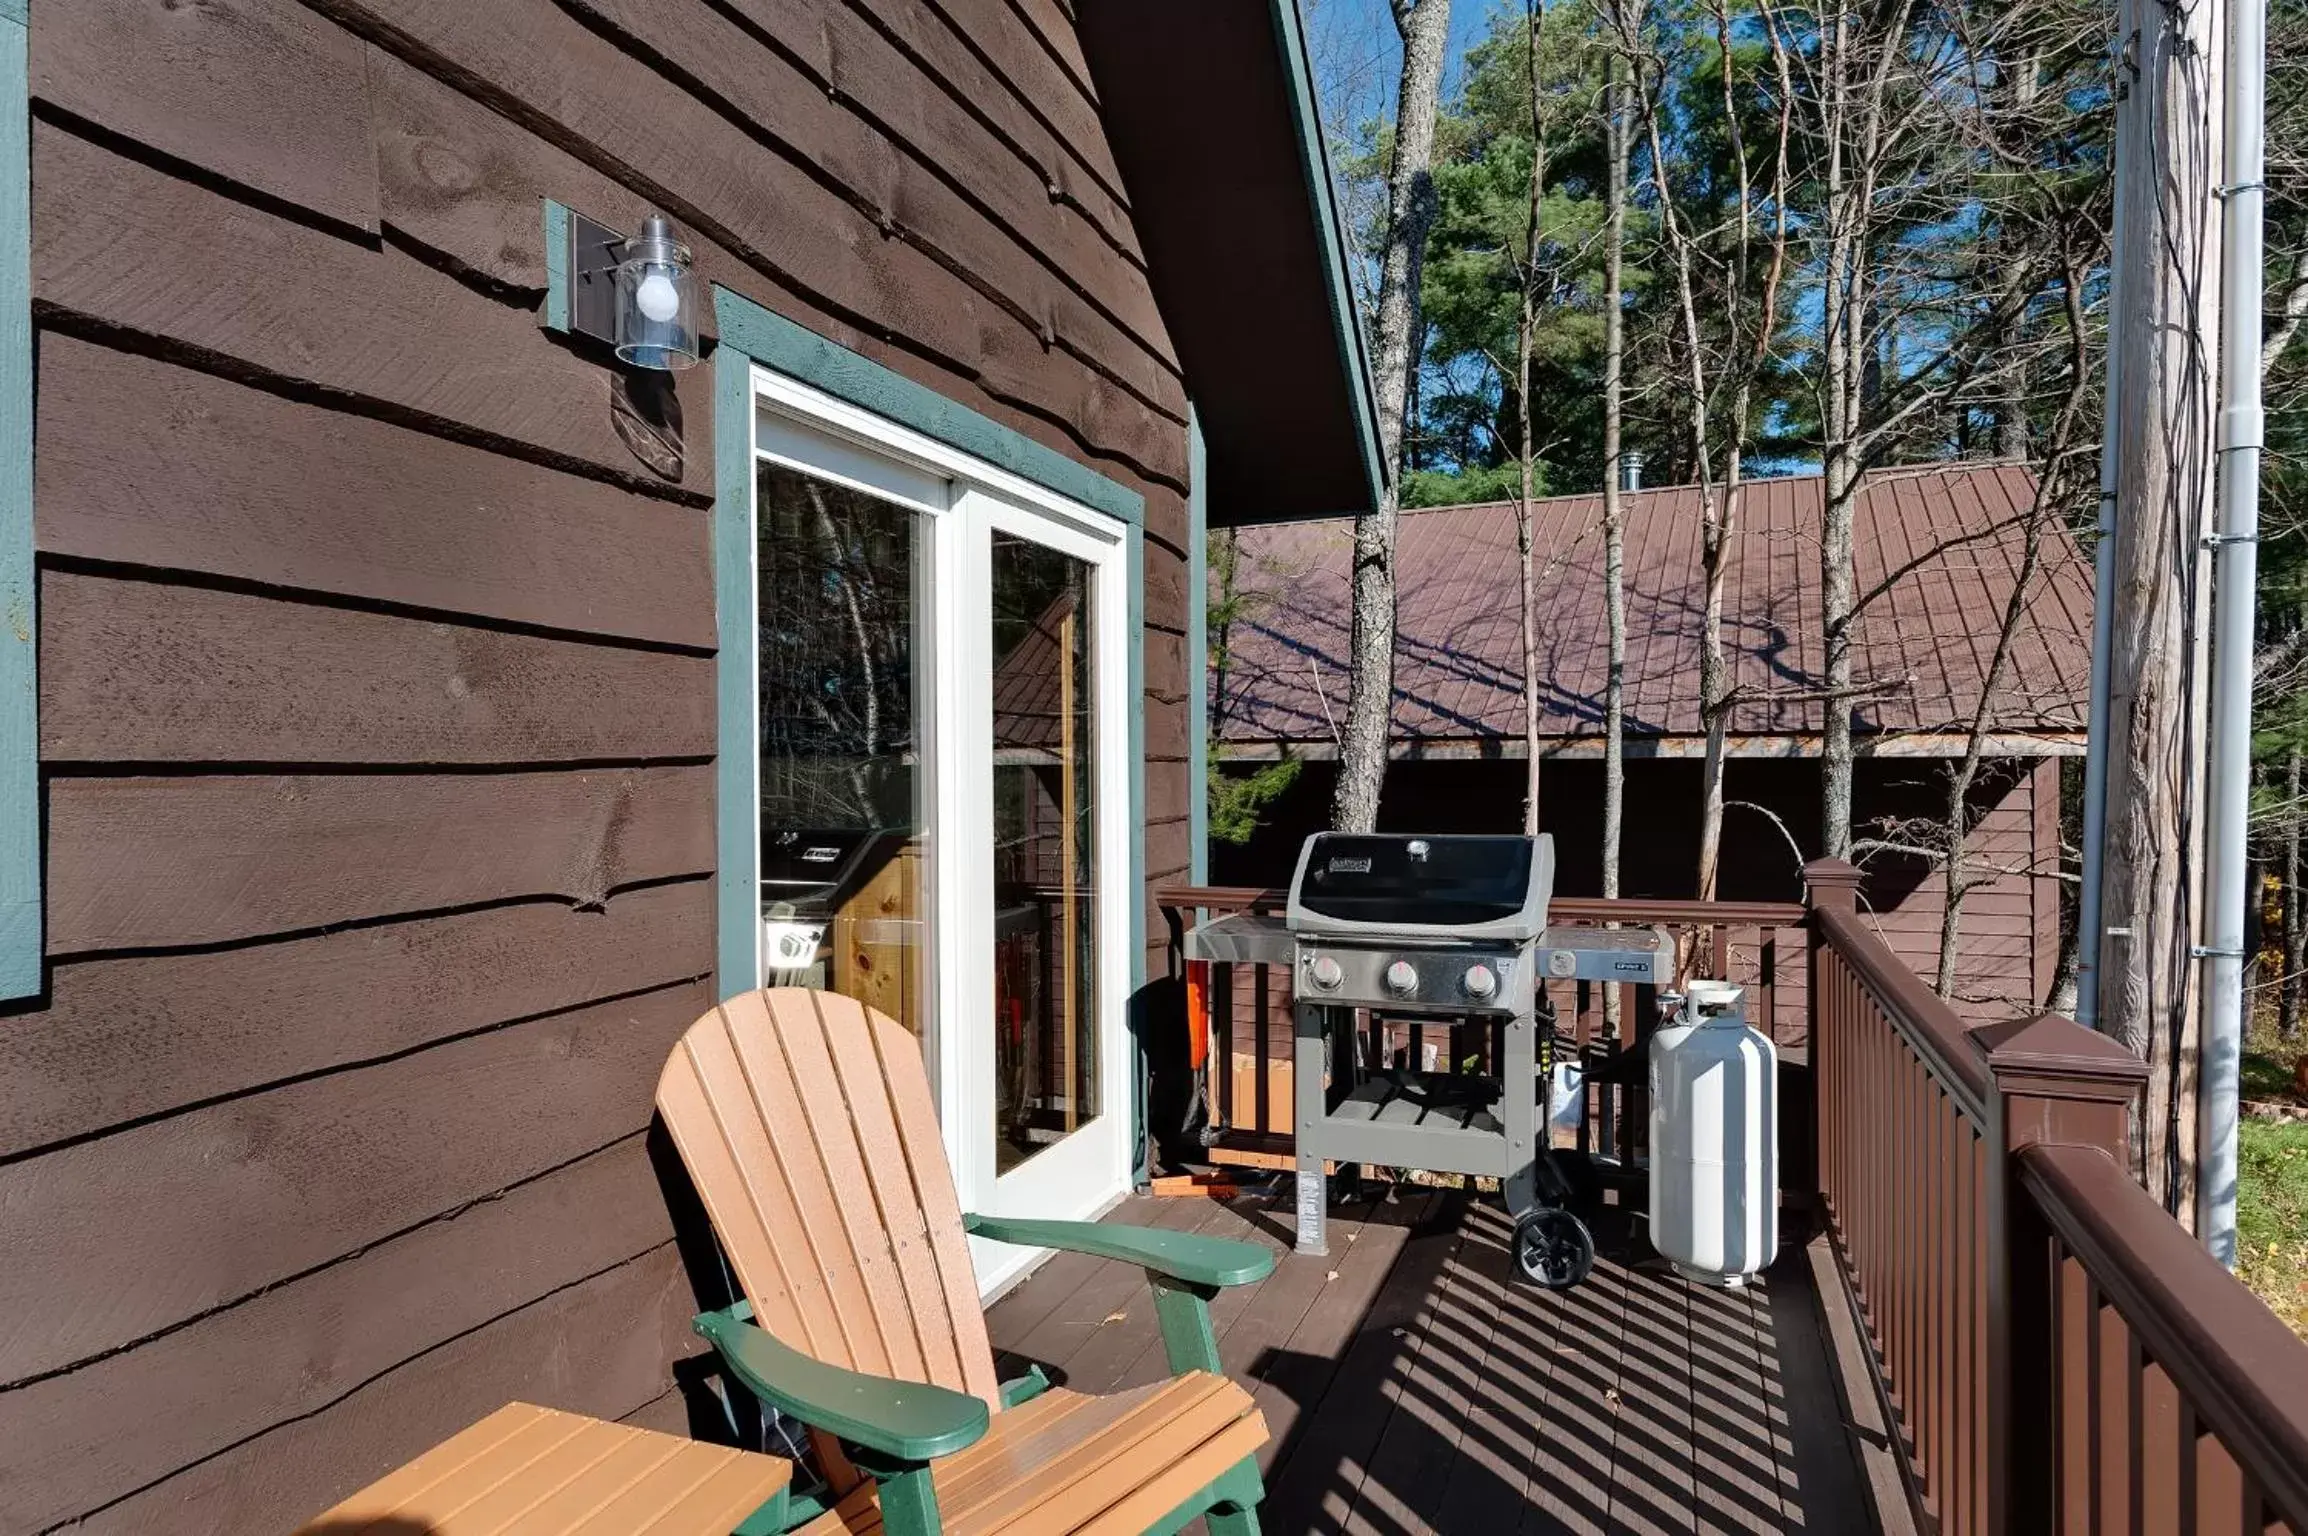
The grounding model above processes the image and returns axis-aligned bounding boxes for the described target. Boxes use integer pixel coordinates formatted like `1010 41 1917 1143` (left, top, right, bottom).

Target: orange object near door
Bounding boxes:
1186 960 1211 1072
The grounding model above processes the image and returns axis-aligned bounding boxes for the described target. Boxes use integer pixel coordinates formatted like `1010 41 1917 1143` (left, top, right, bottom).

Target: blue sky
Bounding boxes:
1307 0 1497 140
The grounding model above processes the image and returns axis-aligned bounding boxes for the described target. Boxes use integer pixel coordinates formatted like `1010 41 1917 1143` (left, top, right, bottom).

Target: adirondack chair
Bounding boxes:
655 989 1274 1536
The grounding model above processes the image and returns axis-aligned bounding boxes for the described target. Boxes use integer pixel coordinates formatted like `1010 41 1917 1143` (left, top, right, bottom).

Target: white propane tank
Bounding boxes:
1648 981 1778 1286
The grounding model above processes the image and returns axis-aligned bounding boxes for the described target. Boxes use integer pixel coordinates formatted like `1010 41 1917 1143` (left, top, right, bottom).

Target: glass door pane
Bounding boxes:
989 533 1098 1173
755 459 933 1046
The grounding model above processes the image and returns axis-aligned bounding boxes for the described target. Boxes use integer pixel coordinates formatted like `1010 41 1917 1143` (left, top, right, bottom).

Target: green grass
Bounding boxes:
2241 1009 2304 1105
2237 1118 2308 1339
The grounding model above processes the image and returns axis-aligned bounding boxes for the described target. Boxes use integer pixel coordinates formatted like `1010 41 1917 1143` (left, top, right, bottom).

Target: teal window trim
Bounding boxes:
540 199 572 335
0 0 38 1000
695 283 1147 1017
1187 409 1208 886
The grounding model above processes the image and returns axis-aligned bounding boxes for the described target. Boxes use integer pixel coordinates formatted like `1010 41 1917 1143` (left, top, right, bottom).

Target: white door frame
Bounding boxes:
737 363 1135 1294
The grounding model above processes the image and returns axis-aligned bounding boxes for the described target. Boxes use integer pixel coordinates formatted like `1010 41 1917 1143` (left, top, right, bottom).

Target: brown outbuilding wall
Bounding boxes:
0 1 1189 1529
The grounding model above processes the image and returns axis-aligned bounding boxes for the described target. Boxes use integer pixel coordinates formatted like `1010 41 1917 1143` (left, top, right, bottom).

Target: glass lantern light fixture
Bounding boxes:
611 212 699 371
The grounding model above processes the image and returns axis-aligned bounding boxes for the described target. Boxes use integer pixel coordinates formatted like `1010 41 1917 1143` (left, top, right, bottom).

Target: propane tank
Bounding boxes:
1648 981 1777 1286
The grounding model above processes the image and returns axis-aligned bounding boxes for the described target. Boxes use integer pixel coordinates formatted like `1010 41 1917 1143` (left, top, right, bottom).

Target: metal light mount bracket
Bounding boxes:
564 208 627 351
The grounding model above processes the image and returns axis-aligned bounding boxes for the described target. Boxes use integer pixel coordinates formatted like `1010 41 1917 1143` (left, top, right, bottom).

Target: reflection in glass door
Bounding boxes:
989 534 1098 1173
754 459 932 1047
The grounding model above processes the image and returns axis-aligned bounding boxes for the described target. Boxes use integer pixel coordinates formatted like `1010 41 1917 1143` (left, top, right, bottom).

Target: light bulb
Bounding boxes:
635 269 680 324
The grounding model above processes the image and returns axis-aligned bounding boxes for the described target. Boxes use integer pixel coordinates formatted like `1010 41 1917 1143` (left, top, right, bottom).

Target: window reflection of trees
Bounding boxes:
756 463 920 834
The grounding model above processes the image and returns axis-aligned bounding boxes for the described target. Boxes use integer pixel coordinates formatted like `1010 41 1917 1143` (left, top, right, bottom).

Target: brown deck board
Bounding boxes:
984 1190 1874 1536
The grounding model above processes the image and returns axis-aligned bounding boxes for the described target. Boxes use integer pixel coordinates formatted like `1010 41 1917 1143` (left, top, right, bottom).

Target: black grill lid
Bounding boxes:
1286 832 1553 940
760 827 905 910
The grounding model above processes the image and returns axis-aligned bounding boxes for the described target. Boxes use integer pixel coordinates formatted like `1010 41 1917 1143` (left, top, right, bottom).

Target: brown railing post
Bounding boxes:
1802 859 1863 1201
1972 1014 2149 1536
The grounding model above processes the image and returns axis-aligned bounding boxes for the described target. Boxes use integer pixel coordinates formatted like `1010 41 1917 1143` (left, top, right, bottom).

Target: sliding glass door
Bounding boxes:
745 374 1132 1289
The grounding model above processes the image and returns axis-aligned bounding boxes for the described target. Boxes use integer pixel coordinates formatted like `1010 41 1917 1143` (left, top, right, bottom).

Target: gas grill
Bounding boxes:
1276 831 1673 1288
757 827 908 985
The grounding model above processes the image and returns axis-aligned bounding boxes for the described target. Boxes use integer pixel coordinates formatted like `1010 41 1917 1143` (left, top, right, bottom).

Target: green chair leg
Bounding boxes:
1152 1452 1265 1536
730 1481 789 1536
1146 1273 1224 1376
1205 1499 1263 1536
872 1465 941 1536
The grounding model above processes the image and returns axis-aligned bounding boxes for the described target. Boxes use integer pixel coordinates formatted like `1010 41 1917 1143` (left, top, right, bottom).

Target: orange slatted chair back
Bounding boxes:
655 989 1002 1417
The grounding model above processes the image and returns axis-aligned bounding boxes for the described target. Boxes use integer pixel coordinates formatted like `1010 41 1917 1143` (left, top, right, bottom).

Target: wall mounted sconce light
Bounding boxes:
565 209 699 371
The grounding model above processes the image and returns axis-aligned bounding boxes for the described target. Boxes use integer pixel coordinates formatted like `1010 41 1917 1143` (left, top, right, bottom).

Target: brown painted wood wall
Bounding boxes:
0 1 1191 1530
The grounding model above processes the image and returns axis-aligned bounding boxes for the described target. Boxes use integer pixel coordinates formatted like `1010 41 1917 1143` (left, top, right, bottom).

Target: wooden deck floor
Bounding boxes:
984 1186 1874 1536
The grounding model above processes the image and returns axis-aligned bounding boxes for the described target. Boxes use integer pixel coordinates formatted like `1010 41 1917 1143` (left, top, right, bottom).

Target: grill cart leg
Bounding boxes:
1502 1012 1539 1218
1293 999 1328 1256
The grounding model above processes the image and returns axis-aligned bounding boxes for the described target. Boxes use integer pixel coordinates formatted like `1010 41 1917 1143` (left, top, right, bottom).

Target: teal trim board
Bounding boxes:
540 199 572 335
1268 0 1388 509
1186 409 1209 885
1127 516 1150 1187
711 334 759 1000
710 289 1143 527
0 0 37 1000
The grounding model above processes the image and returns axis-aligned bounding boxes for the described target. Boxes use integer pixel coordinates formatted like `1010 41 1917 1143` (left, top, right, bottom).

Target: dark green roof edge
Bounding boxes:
710 288 1145 527
1268 0 1389 508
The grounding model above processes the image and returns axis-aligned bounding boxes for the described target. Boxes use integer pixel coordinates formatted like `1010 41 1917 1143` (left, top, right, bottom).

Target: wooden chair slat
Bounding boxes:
854 992 1002 1406
663 1002 863 1367
295 1404 790 1536
792 1377 1264 1536
1069 1413 1269 1536
815 989 980 1396
954 1376 1232 1532
302 1402 554 1527
416 1417 638 1532
594 1451 800 1536
657 990 998 1407
928 1386 1114 1508
493 1436 691 1535
742 989 916 1382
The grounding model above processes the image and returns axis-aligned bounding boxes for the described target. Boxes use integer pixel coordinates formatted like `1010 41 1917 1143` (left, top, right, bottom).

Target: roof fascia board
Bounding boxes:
1267 0 1389 510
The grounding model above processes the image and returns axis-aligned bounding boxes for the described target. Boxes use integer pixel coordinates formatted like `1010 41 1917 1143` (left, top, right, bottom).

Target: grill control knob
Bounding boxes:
1462 963 1499 1001
1383 960 1419 997
1307 955 1345 991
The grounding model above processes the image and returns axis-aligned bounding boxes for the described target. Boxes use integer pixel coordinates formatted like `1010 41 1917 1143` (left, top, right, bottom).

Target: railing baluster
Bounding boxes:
2058 1249 2091 1536
2142 1354 2186 1535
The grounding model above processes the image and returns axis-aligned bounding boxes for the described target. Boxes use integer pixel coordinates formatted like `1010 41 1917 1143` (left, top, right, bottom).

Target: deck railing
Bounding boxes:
1154 883 1807 1173
1807 858 2308 1536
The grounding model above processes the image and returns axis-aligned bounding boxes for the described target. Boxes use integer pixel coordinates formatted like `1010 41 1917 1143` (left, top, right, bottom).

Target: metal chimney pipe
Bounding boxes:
1618 451 1644 494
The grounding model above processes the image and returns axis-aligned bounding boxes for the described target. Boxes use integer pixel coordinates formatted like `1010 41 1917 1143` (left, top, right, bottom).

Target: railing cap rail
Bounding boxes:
1813 902 1993 1113
2019 1142 2308 1529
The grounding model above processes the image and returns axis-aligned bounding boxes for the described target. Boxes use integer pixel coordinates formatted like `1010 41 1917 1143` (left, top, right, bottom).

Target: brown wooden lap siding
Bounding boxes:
0 0 1190 1529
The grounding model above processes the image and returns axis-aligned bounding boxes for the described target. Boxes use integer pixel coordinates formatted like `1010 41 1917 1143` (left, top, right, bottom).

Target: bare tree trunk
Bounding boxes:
1517 0 1548 836
2287 747 2303 1039
1814 0 1917 863
2097 0 2221 1216
1599 11 1633 915
1335 0 1453 834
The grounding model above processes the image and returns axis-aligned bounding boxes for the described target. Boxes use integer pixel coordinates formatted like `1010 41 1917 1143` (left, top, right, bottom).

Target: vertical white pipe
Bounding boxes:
2199 0 2265 1267
2077 0 2135 1033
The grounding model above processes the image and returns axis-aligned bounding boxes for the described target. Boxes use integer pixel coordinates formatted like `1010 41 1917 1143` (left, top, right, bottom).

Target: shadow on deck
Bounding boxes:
985 1187 1874 1536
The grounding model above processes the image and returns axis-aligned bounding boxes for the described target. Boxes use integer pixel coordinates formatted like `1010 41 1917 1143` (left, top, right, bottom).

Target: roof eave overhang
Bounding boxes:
1077 0 1387 527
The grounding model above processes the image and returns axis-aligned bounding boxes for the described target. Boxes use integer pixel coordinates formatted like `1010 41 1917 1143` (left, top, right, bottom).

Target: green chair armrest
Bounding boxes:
962 1213 1276 1288
693 1310 989 1464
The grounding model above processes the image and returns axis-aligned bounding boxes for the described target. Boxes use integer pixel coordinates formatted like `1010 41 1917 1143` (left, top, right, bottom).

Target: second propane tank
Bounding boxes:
1648 980 1778 1286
